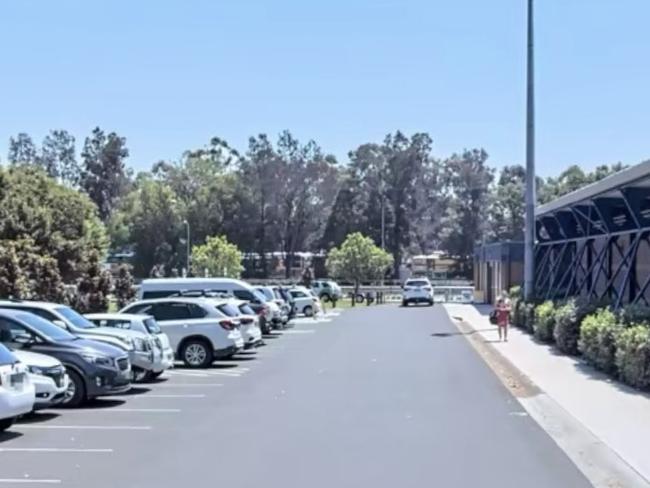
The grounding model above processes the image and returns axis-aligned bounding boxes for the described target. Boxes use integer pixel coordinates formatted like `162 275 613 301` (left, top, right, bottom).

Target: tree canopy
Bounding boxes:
191 235 243 278
326 233 393 289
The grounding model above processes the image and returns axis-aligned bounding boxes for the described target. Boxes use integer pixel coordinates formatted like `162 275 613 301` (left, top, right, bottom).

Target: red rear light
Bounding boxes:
219 319 235 331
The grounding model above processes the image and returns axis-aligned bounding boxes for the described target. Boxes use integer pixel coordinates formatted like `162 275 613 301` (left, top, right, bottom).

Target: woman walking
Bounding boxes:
495 292 512 342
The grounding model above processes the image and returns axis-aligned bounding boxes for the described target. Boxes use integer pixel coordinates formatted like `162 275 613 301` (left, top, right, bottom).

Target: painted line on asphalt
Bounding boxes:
280 329 316 334
19 425 151 431
0 448 113 453
84 408 180 413
152 383 223 387
114 394 206 399
0 480 61 485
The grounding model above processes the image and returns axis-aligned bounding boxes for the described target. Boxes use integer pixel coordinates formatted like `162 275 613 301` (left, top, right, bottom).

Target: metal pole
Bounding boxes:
184 220 191 276
381 196 386 250
524 0 536 300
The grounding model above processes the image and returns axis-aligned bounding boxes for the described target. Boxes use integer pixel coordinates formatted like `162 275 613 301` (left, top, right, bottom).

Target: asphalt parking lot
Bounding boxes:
0 306 590 488
0 313 336 487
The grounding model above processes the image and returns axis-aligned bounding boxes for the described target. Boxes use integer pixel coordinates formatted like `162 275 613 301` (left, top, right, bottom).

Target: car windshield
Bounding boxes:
273 289 283 300
0 343 17 366
19 312 78 341
252 289 268 302
257 288 273 300
239 304 255 315
55 307 98 330
143 318 161 334
407 280 429 287
217 303 240 317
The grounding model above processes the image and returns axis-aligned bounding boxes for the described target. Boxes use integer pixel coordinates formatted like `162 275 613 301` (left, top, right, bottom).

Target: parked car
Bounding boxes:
255 286 289 326
0 343 34 432
119 298 244 368
401 278 434 306
288 286 322 317
0 300 137 352
13 350 69 410
272 286 296 319
211 299 262 349
311 280 342 302
136 278 278 334
85 313 174 381
0 310 131 407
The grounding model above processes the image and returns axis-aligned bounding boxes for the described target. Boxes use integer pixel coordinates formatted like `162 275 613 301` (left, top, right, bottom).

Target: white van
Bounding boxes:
137 278 283 327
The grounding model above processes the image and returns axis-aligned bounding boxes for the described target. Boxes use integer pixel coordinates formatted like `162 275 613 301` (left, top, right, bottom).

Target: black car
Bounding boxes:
0 310 131 407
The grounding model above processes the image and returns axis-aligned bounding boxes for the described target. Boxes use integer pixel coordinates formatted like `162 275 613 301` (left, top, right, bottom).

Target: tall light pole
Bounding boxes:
524 0 536 300
183 220 191 277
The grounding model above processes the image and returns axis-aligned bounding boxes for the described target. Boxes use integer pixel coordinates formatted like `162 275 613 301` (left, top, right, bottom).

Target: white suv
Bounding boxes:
402 278 434 306
289 286 322 317
120 298 244 368
13 350 69 410
0 344 34 432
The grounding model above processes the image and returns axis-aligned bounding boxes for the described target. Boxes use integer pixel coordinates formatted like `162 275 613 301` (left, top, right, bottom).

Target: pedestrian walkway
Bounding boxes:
444 303 650 485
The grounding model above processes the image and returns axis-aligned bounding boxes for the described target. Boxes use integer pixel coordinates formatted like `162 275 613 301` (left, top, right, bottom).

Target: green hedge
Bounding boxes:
533 301 555 342
615 325 650 390
578 308 620 375
554 300 584 355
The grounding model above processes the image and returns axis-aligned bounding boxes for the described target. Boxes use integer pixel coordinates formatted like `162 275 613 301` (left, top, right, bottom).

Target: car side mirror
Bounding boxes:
14 333 33 345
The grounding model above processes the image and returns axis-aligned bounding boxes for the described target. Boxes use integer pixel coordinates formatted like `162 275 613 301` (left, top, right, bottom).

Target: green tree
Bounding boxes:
80 127 131 220
442 149 494 277
7 133 38 165
0 242 29 299
326 233 393 293
41 130 80 186
489 165 525 241
109 178 184 277
0 166 108 283
114 264 136 308
73 253 112 313
191 235 243 278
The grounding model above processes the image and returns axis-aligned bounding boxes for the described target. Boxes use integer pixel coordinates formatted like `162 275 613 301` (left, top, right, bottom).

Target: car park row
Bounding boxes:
0 278 332 432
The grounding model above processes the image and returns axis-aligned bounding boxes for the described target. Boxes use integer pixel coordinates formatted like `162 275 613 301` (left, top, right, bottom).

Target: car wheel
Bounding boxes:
132 368 149 383
148 371 165 380
402 300 408 307
0 417 14 432
321 293 331 303
181 339 213 368
428 300 434 306
354 294 365 304
62 369 86 408
303 305 314 317
260 317 271 334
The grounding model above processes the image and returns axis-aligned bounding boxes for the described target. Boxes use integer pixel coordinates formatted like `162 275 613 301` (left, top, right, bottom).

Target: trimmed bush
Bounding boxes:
523 302 536 333
554 300 581 355
578 308 620 374
619 304 650 327
509 286 522 300
533 301 556 342
615 325 650 390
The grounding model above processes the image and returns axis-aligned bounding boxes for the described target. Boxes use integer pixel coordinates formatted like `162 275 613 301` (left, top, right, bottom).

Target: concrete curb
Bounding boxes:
444 307 650 488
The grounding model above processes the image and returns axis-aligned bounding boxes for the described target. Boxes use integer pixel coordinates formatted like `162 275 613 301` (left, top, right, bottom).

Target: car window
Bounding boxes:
122 304 152 315
187 304 208 319
239 304 255 315
406 280 429 287
291 290 307 298
1 314 76 342
217 303 240 317
55 307 98 329
0 343 16 366
142 290 175 299
0 318 31 344
151 303 194 321
105 319 132 330
143 318 161 334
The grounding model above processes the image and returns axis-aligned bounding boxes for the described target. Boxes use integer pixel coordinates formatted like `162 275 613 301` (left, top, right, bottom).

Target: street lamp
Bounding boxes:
183 220 191 277
524 0 536 300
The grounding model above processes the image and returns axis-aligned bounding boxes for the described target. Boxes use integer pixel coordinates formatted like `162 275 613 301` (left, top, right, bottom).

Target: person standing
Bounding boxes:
495 292 512 342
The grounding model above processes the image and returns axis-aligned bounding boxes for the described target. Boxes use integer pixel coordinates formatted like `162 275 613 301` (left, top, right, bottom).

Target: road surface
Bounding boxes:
0 305 591 487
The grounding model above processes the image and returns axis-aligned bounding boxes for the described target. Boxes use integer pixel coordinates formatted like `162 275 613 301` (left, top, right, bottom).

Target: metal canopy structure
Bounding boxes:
535 160 650 308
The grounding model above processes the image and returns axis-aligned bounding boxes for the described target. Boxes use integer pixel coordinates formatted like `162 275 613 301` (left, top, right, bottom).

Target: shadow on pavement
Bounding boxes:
431 327 494 338
262 333 282 339
18 412 60 424
0 431 23 443
121 386 152 396
82 398 126 409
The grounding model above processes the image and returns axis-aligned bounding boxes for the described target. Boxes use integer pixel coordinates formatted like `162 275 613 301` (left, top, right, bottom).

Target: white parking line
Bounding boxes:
281 329 316 334
153 383 223 387
19 425 151 431
0 480 61 485
166 370 243 378
0 448 113 453
90 408 180 413
110 394 206 399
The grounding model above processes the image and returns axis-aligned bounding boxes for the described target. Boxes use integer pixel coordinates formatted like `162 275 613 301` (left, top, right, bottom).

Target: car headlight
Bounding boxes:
28 365 45 376
133 337 147 352
81 353 113 367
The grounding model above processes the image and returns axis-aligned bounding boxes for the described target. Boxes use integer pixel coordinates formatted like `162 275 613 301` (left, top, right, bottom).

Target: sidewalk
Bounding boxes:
444 303 650 486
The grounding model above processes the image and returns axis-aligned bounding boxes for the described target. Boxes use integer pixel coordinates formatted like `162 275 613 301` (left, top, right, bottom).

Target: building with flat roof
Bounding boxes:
535 160 650 308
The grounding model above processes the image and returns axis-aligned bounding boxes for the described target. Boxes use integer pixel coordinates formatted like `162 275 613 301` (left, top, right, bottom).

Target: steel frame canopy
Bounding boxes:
535 160 650 308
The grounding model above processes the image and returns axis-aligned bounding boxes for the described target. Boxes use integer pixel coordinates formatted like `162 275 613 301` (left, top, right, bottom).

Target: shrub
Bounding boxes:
578 308 620 374
619 304 650 327
554 300 582 355
509 286 522 300
511 298 524 328
615 325 650 390
533 301 556 342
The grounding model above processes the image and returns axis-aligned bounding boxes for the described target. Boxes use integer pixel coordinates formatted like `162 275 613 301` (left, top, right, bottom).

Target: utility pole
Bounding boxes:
184 220 191 277
524 0 536 300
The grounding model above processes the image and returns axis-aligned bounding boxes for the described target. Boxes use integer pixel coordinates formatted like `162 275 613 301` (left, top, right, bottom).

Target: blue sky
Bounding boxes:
1 0 649 177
